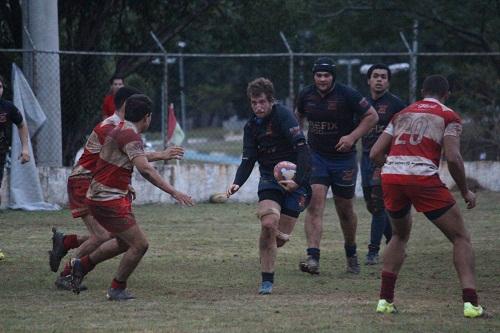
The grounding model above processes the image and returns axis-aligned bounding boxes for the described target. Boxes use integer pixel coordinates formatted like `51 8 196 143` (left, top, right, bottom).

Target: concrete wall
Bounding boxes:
1 161 499 209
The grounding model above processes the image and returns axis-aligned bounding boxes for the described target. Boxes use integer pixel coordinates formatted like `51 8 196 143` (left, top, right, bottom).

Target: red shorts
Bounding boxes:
382 183 456 213
67 174 92 218
88 197 136 234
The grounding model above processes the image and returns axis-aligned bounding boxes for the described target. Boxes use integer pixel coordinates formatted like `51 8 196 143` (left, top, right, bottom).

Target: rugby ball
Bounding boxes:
209 192 228 204
273 161 296 182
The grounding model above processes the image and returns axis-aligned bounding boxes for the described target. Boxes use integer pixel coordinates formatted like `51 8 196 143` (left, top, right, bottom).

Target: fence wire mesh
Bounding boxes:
0 49 498 166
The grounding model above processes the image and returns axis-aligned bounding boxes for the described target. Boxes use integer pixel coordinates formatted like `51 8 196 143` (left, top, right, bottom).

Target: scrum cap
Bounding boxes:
312 57 336 77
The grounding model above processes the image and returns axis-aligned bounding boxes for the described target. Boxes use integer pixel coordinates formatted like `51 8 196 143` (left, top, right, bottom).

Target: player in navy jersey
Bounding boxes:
362 64 406 265
295 58 378 275
0 74 30 207
227 78 312 295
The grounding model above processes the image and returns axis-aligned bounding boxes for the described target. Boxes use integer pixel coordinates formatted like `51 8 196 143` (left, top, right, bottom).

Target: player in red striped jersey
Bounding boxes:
370 75 486 318
50 87 184 290
69 94 193 300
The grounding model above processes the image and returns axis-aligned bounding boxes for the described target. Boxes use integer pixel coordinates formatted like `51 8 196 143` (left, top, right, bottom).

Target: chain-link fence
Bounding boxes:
1 49 499 166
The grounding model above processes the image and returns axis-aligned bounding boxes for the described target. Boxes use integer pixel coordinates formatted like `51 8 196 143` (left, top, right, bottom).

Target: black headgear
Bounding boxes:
312 57 336 77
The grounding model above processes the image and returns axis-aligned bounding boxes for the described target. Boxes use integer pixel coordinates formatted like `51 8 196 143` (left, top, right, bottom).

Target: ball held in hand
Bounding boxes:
273 161 296 182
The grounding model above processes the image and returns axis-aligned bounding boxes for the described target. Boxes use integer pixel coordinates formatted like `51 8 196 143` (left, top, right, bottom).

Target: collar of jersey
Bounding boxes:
423 97 444 107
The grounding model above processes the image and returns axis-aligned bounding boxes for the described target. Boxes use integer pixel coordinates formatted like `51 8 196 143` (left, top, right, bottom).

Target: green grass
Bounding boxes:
0 192 499 332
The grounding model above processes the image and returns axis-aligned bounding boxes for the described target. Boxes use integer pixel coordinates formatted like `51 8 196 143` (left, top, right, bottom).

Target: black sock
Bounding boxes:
307 247 320 261
262 272 274 283
344 244 357 258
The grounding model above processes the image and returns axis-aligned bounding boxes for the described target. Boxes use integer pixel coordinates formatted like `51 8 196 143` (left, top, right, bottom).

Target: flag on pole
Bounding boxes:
167 103 185 145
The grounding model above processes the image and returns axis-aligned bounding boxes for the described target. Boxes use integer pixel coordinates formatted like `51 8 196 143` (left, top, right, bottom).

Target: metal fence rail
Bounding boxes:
0 48 498 166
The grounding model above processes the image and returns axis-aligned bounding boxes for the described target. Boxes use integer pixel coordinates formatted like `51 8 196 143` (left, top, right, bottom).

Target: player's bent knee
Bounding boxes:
135 241 149 255
261 218 276 230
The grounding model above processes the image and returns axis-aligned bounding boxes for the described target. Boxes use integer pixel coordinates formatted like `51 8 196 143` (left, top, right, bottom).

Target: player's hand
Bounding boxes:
462 190 476 209
335 134 355 152
171 190 194 206
19 150 30 164
226 184 240 198
128 185 137 201
278 179 299 192
161 146 185 160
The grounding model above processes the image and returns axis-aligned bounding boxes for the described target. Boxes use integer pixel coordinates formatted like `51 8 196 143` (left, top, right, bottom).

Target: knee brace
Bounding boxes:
256 207 281 220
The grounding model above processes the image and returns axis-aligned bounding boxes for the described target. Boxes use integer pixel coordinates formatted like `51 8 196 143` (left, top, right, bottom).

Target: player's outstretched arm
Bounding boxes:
226 184 240 198
16 121 30 164
132 155 194 206
146 145 185 162
369 132 392 166
443 135 476 209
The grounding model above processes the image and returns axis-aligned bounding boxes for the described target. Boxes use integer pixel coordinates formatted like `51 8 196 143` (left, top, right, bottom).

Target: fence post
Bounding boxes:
280 32 294 107
410 20 419 103
24 0 63 166
162 55 169 150
150 31 170 150
399 20 419 103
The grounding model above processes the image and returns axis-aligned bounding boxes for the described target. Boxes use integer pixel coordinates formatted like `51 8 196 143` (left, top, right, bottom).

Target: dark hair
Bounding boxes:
367 63 391 80
422 75 449 98
312 57 336 77
109 74 124 85
247 78 275 101
114 86 141 110
124 94 153 122
0 75 6 87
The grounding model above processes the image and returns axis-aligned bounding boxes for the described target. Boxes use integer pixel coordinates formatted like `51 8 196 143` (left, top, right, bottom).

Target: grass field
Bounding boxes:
0 192 499 332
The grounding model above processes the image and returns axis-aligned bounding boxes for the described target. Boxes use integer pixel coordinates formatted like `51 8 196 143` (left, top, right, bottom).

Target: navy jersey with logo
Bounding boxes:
242 104 305 172
0 99 23 153
296 83 371 158
362 92 406 152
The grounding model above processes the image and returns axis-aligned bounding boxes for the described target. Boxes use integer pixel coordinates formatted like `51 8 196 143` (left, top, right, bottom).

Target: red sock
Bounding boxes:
63 235 79 251
462 288 478 306
380 270 398 303
60 261 71 276
111 278 127 290
80 255 96 275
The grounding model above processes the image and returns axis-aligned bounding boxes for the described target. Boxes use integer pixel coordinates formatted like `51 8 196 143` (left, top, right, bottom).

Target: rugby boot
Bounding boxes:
258 281 273 295
107 288 135 301
376 299 397 314
346 255 360 274
49 227 67 272
299 255 320 275
55 275 87 291
70 258 84 294
365 252 379 265
464 302 490 318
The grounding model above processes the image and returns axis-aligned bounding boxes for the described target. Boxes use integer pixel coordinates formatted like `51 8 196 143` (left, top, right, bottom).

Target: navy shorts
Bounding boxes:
361 151 381 188
257 171 311 218
310 151 358 199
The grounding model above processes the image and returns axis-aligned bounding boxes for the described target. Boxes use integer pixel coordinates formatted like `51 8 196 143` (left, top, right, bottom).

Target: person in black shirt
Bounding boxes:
227 78 311 295
362 64 406 265
295 58 378 275
0 74 30 206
